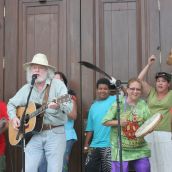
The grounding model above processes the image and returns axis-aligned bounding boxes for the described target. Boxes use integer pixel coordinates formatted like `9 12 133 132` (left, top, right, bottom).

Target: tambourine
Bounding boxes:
135 113 163 137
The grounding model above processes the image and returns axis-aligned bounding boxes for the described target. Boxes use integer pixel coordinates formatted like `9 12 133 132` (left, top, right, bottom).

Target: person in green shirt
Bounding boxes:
102 78 151 172
138 55 172 172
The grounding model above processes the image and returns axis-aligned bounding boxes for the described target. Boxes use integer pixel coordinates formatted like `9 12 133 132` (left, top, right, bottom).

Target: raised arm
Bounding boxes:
138 55 156 80
138 55 156 97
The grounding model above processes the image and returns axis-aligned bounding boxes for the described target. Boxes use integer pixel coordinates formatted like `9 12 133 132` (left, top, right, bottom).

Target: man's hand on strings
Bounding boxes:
48 102 60 109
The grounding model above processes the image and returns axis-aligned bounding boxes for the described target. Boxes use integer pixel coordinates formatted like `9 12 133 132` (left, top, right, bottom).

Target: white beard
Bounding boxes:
35 73 48 83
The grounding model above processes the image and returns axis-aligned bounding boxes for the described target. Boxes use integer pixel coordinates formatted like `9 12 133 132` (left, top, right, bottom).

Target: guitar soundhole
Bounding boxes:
16 123 29 130
24 114 30 129
24 123 29 129
25 114 30 123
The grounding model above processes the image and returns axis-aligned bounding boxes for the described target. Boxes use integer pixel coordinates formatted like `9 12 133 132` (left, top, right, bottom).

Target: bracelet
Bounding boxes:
84 146 88 150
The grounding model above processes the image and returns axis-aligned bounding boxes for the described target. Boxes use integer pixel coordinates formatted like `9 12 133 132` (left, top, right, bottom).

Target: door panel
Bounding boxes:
101 1 138 82
18 0 66 86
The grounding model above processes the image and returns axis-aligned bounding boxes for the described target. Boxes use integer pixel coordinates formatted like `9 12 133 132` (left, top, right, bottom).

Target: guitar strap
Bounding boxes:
40 81 52 117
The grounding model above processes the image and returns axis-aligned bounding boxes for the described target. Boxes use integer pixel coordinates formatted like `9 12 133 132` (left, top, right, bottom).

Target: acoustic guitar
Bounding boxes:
9 94 71 146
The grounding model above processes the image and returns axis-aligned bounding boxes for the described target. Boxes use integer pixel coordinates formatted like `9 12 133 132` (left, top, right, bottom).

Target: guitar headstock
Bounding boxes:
53 94 71 104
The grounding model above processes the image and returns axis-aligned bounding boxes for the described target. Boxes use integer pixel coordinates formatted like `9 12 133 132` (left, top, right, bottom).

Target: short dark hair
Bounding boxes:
54 71 68 86
96 78 110 89
155 72 171 83
54 71 76 96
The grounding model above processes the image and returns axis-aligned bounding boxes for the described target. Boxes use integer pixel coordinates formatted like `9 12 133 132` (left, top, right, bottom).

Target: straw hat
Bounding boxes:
23 53 56 71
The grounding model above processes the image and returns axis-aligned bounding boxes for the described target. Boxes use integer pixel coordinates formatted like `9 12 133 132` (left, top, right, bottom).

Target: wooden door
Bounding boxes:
81 0 142 170
81 0 142 124
17 0 67 86
101 1 139 82
5 0 68 98
5 0 81 171
4 0 80 172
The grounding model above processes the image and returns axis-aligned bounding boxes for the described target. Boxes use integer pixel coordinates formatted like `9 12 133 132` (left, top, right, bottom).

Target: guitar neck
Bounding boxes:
28 94 70 119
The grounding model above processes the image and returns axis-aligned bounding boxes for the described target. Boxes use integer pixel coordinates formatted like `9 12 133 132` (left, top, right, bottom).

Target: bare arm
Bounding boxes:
138 55 156 97
84 131 93 153
104 120 118 126
67 99 77 120
104 119 127 127
84 131 93 148
138 55 156 80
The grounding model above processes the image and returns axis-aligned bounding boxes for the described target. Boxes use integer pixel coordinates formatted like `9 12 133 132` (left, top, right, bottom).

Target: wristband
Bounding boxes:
84 146 88 150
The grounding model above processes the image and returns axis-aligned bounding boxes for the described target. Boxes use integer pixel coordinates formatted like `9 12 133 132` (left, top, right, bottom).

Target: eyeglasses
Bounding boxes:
129 87 141 92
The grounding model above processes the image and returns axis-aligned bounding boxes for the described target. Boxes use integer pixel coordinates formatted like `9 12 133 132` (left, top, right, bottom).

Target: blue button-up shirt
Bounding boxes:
7 78 72 126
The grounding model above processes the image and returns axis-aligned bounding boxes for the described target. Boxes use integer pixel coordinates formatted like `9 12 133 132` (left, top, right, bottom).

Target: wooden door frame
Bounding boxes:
0 0 4 100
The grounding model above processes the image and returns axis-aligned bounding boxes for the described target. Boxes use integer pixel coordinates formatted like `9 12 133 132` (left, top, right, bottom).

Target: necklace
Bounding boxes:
124 97 137 114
